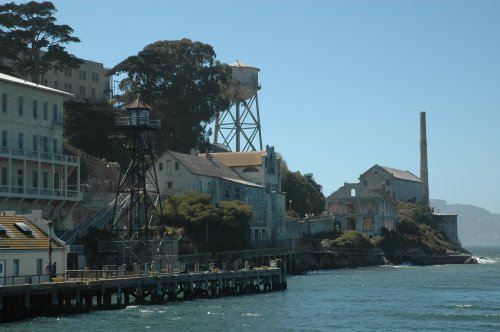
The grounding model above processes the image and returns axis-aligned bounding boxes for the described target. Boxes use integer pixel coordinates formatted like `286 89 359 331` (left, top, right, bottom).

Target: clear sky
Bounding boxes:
20 0 500 213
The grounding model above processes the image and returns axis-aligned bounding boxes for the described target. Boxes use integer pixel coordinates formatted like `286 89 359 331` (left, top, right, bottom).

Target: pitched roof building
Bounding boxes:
0 210 66 285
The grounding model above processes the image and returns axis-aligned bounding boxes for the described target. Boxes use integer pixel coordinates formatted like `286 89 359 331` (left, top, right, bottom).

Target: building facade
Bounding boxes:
154 146 286 247
0 210 66 286
0 73 81 230
1 57 112 101
326 165 423 236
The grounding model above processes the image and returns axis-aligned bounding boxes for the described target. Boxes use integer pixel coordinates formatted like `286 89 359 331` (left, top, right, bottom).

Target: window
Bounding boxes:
42 172 48 189
43 79 48 86
159 163 163 171
175 162 179 170
363 180 367 186
91 87 95 98
243 166 259 173
79 85 86 96
36 258 43 275
1 130 7 148
53 81 58 89
224 189 229 199
1 167 7 186
1 93 7 113
53 138 58 154
42 136 49 152
363 218 373 231
385 179 391 185
17 168 23 187
33 135 38 152
32 170 38 188
167 181 172 189
32 100 38 119
92 72 99 82
64 69 72 77
53 104 59 123
18 96 23 116
43 102 48 120
18 132 23 150
13 259 19 277
79 70 86 80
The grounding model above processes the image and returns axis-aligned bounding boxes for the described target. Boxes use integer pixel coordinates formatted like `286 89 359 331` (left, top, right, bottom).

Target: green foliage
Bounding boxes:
329 230 375 249
108 39 232 154
375 202 459 254
281 170 325 217
0 1 82 83
162 192 253 252
64 99 123 161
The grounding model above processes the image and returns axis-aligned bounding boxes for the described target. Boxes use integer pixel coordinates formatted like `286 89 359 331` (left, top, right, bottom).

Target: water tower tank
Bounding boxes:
225 60 260 101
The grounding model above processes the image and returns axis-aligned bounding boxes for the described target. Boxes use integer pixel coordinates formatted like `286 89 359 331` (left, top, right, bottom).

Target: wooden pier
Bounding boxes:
0 264 286 323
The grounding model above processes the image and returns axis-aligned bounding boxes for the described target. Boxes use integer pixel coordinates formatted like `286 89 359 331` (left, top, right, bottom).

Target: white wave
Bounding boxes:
473 256 497 264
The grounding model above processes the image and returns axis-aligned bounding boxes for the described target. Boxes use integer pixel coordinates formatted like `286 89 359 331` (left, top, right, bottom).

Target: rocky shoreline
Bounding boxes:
289 248 473 274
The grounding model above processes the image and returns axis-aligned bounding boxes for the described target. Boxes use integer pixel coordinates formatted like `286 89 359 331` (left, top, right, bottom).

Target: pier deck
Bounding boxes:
0 266 286 323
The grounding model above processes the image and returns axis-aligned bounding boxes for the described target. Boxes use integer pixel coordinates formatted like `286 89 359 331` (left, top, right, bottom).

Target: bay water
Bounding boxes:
4 246 500 331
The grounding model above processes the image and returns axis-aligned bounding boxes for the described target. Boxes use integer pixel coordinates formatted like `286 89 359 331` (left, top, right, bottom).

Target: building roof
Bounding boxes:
0 215 63 250
0 72 73 97
169 151 263 188
229 60 259 70
378 165 422 183
207 151 265 167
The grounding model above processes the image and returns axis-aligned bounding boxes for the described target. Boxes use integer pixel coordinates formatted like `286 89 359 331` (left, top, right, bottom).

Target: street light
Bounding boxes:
289 199 292 211
47 220 53 280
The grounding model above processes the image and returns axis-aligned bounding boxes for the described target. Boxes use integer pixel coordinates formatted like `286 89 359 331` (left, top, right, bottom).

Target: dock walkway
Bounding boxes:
0 265 286 323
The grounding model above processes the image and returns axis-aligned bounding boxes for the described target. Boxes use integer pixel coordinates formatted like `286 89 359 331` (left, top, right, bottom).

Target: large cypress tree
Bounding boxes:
0 1 82 83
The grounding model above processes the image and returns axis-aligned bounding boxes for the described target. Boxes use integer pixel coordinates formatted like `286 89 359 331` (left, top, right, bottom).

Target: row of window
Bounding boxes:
1 166 57 189
0 258 45 278
1 130 59 154
57 69 99 82
1 93 60 122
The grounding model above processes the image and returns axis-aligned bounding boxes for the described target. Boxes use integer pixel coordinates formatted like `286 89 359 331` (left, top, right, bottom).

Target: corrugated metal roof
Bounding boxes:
169 151 263 188
0 72 73 97
379 165 422 183
0 216 63 250
207 151 265 167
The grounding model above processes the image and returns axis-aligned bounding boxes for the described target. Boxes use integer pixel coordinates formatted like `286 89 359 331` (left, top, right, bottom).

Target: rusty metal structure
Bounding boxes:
110 98 164 265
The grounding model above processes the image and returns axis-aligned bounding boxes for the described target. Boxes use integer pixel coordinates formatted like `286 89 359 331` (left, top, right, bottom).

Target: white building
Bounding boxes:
1 57 112 101
0 73 81 231
0 210 67 285
153 146 286 247
326 165 423 236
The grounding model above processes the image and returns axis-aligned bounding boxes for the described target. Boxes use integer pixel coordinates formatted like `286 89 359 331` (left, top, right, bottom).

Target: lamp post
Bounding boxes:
289 199 292 211
47 220 53 280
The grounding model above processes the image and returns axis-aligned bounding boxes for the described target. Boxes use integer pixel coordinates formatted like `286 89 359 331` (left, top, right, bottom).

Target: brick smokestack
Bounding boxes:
420 112 430 206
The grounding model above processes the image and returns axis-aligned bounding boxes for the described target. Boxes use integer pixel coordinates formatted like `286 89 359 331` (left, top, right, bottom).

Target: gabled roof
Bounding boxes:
206 151 265 167
168 151 263 188
0 72 73 97
0 216 63 250
364 165 422 183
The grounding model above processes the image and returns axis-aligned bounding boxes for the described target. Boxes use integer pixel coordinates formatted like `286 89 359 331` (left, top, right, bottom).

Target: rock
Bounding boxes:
464 257 479 264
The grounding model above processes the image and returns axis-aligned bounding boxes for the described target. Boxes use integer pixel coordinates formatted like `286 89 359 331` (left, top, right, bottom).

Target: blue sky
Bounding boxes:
24 0 500 213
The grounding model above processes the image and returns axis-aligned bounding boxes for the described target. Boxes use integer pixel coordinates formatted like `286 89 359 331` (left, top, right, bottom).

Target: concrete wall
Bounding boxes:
431 213 459 246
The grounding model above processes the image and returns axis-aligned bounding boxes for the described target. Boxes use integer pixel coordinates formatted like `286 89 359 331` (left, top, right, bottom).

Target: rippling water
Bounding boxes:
5 246 500 331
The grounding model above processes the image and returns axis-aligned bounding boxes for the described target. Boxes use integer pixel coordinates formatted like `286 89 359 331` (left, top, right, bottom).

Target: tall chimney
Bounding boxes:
420 112 430 205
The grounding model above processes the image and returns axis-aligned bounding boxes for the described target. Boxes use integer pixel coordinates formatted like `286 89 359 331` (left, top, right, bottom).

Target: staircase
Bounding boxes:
60 193 131 245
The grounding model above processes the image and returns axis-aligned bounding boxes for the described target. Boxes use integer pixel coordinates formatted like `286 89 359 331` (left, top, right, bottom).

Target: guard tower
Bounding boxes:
214 60 262 152
111 98 163 265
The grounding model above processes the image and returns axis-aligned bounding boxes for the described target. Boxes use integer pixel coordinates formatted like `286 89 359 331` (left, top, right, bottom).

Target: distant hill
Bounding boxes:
430 199 500 247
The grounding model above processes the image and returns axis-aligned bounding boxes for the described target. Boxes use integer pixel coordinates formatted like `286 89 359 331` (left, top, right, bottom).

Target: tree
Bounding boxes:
108 39 232 154
0 1 82 83
162 192 252 252
64 99 122 162
282 170 325 217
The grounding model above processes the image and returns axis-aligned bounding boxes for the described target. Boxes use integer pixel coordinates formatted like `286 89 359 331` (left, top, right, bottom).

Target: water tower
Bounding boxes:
214 60 263 152
111 97 164 265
